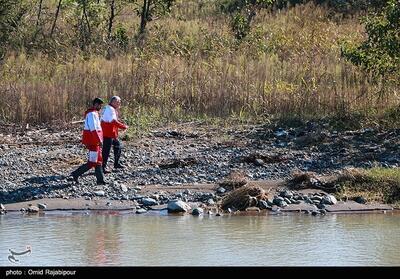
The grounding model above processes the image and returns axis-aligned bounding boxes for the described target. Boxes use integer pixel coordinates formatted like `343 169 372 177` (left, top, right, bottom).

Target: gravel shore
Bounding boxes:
0 121 398 210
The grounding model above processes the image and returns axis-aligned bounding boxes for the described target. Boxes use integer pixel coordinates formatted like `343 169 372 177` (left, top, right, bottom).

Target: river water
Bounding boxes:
1 211 399 266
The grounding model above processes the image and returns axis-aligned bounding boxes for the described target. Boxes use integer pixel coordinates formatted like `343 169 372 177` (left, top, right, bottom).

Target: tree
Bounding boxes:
341 0 400 88
107 0 116 39
135 0 175 36
0 0 28 61
218 0 275 40
36 0 44 27
50 0 63 37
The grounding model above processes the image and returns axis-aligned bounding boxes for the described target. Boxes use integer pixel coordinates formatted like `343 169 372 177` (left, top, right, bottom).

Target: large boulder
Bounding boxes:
167 200 191 213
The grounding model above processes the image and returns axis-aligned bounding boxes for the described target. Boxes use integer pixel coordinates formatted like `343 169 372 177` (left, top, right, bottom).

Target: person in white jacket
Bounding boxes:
70 98 106 184
100 96 128 173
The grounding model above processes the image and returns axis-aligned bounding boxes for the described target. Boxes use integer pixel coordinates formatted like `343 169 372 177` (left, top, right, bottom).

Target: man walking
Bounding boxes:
70 98 106 185
101 96 128 173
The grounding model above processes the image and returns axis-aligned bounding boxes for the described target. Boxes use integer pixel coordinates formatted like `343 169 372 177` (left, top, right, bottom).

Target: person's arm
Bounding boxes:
111 107 128 130
113 119 128 130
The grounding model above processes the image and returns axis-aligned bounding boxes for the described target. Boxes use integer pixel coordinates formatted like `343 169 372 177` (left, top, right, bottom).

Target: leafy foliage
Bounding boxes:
0 0 28 60
134 0 175 35
341 0 400 82
218 0 274 40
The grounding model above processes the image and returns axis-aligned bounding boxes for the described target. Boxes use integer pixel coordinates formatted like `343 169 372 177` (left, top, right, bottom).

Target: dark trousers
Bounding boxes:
102 137 122 168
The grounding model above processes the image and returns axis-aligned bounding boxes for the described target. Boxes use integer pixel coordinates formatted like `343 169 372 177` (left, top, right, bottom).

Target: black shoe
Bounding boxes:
70 163 90 184
95 165 106 185
67 175 79 183
114 163 125 169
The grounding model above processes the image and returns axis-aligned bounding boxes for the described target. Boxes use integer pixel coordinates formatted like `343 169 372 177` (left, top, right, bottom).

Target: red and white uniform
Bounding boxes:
82 108 103 167
100 105 127 139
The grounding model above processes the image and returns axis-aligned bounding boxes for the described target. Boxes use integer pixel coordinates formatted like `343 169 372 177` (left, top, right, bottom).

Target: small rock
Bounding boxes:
216 212 222 216
94 190 105 197
279 190 293 199
0 204 5 211
273 197 285 206
106 202 112 206
120 184 128 193
216 187 226 194
266 199 275 206
135 208 147 214
321 194 337 205
27 206 39 213
254 159 264 166
311 211 318 216
271 206 281 212
85 196 91 200
319 209 327 215
207 198 215 205
192 208 204 216
355 196 367 204
311 196 323 202
279 201 288 207
141 198 158 206
37 203 47 210
274 128 288 138
283 197 292 204
246 207 260 212
317 203 326 209
167 200 191 213
258 200 271 210
207 210 213 215
304 197 314 204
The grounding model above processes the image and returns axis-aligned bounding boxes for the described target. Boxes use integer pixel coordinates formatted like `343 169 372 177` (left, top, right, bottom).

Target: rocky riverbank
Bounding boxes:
0 121 399 214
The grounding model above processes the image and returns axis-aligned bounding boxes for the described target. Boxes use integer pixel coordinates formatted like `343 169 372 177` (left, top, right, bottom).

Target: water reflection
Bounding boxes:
1 212 400 266
83 214 123 266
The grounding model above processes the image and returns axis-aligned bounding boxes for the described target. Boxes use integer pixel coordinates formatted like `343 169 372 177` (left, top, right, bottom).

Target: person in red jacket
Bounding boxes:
70 98 107 185
100 96 128 173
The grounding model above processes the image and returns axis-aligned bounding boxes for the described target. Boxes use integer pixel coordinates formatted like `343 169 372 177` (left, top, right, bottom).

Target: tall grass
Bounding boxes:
0 2 398 126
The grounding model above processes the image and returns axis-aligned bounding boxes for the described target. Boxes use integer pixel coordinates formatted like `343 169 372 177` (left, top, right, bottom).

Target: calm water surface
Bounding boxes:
1 211 399 266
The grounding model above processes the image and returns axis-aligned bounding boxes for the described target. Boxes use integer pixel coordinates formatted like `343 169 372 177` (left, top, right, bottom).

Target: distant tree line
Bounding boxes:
1 0 397 85
0 0 176 60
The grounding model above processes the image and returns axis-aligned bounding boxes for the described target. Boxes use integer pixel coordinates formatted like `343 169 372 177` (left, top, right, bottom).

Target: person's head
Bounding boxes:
109 96 121 109
92 97 104 111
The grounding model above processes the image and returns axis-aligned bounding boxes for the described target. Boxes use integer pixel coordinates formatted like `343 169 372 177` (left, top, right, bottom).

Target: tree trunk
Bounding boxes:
107 0 115 39
83 0 91 35
36 0 43 27
50 0 62 37
139 0 150 35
